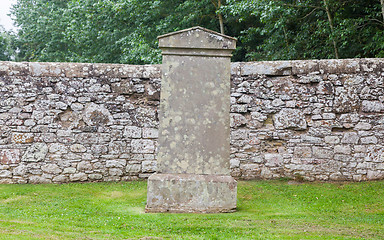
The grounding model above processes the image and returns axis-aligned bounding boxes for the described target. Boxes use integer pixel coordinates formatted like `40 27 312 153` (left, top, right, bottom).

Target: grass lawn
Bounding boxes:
0 180 383 240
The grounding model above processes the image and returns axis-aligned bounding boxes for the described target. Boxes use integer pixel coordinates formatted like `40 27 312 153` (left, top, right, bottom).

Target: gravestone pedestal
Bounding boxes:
146 27 237 213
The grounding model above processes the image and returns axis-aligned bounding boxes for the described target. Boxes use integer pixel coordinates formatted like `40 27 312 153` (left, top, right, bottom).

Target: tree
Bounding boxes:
0 26 16 61
223 0 384 61
9 0 384 63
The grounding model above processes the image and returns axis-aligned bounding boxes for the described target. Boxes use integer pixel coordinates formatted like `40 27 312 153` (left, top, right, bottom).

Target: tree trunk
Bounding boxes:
381 0 384 24
218 0 224 34
323 0 339 59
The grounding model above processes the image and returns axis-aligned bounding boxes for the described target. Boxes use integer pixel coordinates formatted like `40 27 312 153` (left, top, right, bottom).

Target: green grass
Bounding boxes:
0 180 383 240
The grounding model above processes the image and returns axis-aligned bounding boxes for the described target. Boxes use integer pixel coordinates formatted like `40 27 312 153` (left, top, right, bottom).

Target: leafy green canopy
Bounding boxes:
0 26 17 61
7 0 384 64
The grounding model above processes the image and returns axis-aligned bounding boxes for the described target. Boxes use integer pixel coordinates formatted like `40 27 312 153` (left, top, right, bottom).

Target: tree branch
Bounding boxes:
323 0 339 59
282 3 325 11
218 0 224 34
381 0 384 26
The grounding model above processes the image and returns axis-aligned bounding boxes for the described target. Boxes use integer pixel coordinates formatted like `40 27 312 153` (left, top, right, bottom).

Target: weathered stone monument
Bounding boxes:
145 26 237 213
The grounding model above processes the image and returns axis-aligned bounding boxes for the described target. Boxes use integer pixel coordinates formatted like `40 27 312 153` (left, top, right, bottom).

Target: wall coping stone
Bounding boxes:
1 58 383 78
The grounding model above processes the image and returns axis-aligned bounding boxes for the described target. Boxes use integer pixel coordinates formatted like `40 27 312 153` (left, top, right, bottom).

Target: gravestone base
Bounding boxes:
145 173 237 213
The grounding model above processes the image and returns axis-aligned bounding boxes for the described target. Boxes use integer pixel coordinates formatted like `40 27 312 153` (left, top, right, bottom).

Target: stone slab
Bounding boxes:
146 173 237 213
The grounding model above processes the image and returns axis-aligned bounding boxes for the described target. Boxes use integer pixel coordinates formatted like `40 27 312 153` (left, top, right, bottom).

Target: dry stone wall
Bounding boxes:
0 59 383 183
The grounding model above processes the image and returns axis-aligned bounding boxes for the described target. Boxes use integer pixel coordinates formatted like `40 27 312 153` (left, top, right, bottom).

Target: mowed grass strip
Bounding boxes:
0 180 383 240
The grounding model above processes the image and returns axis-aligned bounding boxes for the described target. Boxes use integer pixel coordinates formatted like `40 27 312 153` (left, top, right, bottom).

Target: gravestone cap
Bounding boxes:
158 26 236 50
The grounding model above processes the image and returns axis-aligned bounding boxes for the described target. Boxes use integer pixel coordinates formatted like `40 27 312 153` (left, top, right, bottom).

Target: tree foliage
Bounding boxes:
7 0 384 64
0 26 17 61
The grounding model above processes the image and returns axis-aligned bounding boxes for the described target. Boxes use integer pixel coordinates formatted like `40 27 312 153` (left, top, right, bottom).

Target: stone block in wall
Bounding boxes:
318 59 360 74
312 147 333 159
360 58 384 72
293 147 312 158
230 113 247 128
91 145 108 155
76 133 98 144
0 149 20 164
70 173 88 182
367 170 384 180
324 136 340 144
49 143 68 154
63 167 76 174
21 143 48 162
64 63 93 78
230 129 248 140
0 170 12 178
231 104 248 113
142 128 158 139
361 101 384 113
70 144 87 153
13 165 27 176
29 176 52 184
334 145 351 154
242 61 292 76
333 88 360 113
106 160 126 168
361 136 378 145
0 62 29 76
273 108 307 130
264 154 283 167
131 139 155 153
109 168 123 176
83 103 114 127
53 175 68 183
124 126 142 138
126 164 141 173
77 161 93 171
88 174 103 180
341 132 359 144
29 62 63 77
11 133 34 144
41 164 62 174
142 160 157 173
291 60 319 75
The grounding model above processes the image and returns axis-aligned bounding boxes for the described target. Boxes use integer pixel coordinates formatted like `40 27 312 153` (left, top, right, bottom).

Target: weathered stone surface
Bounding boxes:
1 57 384 183
313 147 333 159
49 143 68 154
294 147 312 158
0 149 20 164
142 128 158 139
77 161 93 171
142 160 157 173
69 173 88 182
362 101 384 112
41 164 62 174
126 164 141 173
273 109 307 130
131 139 155 153
0 170 12 178
146 174 237 213
83 103 113 127
11 133 34 144
13 165 27 176
70 144 87 153
106 160 126 168
29 176 51 184
21 143 48 162
341 132 359 144
124 126 142 138
148 27 237 213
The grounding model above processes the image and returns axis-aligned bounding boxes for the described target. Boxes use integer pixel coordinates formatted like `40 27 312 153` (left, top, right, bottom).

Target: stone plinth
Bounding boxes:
146 26 237 213
146 174 237 213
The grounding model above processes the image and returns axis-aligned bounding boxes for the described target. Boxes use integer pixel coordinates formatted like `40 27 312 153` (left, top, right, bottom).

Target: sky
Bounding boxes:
0 0 17 31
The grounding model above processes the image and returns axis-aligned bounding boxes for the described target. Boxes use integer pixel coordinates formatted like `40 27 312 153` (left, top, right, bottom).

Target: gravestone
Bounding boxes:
146 26 237 213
